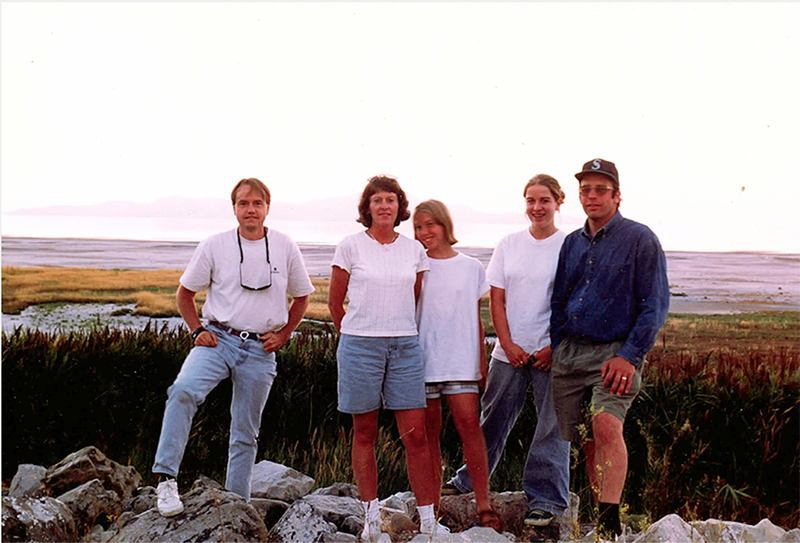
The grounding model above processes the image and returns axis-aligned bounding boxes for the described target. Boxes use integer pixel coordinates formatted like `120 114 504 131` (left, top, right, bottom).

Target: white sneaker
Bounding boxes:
360 499 381 542
420 522 451 536
156 479 184 517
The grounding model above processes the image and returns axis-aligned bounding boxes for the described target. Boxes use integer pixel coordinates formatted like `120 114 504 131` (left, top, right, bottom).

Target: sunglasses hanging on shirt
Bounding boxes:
237 227 272 291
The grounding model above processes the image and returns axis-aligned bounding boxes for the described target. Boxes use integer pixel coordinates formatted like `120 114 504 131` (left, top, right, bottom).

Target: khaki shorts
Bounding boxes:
551 337 643 442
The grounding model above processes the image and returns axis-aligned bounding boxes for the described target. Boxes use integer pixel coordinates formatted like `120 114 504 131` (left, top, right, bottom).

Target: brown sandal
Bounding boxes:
478 508 503 532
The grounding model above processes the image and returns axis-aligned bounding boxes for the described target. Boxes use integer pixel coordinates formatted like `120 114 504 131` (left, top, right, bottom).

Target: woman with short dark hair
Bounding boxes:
328 175 444 541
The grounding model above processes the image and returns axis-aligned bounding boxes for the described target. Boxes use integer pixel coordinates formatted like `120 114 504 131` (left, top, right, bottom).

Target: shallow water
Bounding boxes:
2 237 798 333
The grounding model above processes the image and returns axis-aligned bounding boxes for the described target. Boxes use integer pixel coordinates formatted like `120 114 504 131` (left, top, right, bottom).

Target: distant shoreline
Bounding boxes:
3 234 800 255
2 236 799 316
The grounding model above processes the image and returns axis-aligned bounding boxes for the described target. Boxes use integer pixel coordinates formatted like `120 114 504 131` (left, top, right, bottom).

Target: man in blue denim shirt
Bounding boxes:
550 159 669 538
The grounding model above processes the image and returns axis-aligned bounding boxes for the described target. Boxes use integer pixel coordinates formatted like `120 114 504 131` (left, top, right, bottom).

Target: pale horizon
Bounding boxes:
2 3 799 253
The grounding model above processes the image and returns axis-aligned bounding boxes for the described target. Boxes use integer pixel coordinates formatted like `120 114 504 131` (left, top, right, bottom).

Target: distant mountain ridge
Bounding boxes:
7 194 566 225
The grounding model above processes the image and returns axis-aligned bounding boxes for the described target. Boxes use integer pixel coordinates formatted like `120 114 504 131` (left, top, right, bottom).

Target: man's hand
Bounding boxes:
194 330 218 347
601 356 635 395
530 345 552 372
260 329 290 353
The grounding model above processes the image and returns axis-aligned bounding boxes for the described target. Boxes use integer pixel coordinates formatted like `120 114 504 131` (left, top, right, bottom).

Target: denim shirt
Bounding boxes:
550 211 669 366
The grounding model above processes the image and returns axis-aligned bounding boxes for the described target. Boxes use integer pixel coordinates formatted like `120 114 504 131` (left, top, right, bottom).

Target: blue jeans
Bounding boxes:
450 358 571 514
152 328 277 500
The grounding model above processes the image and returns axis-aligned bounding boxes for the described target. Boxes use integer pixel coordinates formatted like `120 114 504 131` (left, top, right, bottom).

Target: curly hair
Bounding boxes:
356 175 411 228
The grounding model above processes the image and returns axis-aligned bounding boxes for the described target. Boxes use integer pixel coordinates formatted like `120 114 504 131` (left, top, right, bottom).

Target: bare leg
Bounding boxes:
589 412 628 503
395 408 438 507
446 393 492 514
424 398 444 485
352 411 380 502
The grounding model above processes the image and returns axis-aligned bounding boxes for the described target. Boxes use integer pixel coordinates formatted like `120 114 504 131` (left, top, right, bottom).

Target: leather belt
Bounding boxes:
209 321 261 342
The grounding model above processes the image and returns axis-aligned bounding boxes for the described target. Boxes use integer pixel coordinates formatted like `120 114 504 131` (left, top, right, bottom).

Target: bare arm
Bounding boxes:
478 299 488 390
176 284 217 347
414 271 425 302
260 295 310 353
327 266 350 334
489 286 528 367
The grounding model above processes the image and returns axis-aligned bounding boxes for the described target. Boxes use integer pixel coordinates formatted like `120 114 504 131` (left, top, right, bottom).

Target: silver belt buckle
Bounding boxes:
239 330 250 340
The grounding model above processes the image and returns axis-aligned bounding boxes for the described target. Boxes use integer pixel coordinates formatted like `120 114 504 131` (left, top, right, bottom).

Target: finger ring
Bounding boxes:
622 377 628 380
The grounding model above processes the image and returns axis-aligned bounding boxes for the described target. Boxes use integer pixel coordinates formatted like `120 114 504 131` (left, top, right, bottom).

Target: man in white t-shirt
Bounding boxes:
151 178 314 517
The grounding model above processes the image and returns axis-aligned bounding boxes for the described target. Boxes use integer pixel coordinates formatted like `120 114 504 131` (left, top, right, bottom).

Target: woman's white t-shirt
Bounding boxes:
331 231 429 337
416 252 490 382
487 228 566 364
180 228 315 334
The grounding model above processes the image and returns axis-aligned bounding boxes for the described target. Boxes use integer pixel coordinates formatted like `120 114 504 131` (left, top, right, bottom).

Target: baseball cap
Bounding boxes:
575 159 618 184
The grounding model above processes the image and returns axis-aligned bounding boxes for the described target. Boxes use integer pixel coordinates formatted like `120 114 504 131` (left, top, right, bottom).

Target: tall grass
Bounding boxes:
2 267 495 332
2 314 797 527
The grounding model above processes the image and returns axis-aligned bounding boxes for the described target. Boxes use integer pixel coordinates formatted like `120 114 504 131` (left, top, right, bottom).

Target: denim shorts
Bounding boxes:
425 381 480 399
551 338 643 442
337 334 426 414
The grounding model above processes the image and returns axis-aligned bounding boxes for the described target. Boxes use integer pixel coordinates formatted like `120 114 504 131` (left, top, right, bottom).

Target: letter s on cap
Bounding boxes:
592 159 602 170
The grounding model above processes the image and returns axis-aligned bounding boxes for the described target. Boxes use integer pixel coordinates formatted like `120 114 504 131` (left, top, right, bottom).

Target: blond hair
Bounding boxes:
413 199 458 246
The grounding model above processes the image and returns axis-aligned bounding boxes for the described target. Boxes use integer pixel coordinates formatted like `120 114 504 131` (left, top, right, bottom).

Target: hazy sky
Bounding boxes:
2 2 798 252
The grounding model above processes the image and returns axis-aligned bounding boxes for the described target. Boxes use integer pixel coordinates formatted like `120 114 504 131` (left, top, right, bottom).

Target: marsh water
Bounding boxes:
2 237 798 333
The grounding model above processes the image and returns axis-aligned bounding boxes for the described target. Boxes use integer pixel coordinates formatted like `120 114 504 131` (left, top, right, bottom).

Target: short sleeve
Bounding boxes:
180 238 214 292
415 243 431 273
476 261 490 299
285 240 315 298
331 236 356 273
486 238 507 289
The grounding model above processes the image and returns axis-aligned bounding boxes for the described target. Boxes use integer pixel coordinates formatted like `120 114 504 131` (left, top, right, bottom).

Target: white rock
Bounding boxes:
633 513 705 543
692 518 748 543
777 528 800 542
742 519 786 543
250 460 315 501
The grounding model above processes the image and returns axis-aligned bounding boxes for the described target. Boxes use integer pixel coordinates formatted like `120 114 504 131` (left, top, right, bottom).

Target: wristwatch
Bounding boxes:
191 326 207 341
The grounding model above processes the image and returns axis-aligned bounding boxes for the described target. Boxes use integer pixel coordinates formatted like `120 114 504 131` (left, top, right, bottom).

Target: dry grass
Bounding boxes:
1 266 334 320
656 312 799 354
2 267 495 330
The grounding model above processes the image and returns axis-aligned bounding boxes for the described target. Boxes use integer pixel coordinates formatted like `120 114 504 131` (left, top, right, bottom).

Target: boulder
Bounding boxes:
778 529 800 542
8 464 46 499
270 499 338 541
742 519 787 543
311 482 361 499
271 493 365 541
692 518 750 543
635 513 704 542
250 460 315 502
439 491 527 534
56 478 122 532
1 495 79 542
41 446 142 501
122 485 157 515
104 475 269 542
250 497 290 528
407 526 513 542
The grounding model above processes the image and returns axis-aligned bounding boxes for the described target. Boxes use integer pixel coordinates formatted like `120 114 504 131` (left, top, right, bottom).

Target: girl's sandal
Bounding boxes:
478 508 503 532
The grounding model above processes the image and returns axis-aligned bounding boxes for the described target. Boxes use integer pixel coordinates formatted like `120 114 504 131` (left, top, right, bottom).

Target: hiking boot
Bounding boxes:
524 509 555 527
156 479 184 517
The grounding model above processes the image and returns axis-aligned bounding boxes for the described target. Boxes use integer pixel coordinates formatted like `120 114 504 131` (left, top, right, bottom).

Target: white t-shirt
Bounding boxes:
416 252 490 382
180 228 315 334
487 228 566 364
331 231 430 337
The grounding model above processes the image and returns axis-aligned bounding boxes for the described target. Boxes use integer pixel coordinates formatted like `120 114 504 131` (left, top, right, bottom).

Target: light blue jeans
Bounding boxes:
152 327 277 500
450 357 571 514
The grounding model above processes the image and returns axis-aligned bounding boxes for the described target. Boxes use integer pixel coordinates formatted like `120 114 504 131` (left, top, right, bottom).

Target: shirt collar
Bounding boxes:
581 210 624 240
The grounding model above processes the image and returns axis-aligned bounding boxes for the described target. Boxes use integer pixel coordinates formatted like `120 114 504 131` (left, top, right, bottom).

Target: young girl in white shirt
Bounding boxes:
413 200 502 531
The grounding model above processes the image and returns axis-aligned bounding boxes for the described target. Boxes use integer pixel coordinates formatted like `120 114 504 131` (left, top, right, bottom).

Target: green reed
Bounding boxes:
2 319 797 528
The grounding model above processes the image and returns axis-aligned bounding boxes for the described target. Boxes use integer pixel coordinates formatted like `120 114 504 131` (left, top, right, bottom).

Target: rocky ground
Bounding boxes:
3 446 798 542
